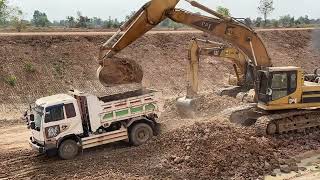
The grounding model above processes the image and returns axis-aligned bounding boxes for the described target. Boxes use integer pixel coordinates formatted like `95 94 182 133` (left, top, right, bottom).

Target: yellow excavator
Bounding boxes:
96 0 320 136
176 38 251 118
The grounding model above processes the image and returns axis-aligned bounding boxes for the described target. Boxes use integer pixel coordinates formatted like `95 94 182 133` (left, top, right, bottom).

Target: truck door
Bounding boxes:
43 103 82 143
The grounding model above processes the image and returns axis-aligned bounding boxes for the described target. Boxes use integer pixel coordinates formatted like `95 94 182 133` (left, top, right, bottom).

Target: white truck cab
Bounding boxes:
25 89 162 159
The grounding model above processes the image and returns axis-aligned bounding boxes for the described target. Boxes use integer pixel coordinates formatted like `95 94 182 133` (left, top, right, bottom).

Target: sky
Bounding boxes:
8 0 320 21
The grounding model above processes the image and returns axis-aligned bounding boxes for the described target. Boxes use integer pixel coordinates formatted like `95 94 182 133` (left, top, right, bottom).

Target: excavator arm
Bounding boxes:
98 0 272 86
98 0 180 62
186 38 249 97
193 38 249 86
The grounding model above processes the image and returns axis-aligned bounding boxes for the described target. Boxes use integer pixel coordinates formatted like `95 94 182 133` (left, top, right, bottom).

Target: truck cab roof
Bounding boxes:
36 94 75 107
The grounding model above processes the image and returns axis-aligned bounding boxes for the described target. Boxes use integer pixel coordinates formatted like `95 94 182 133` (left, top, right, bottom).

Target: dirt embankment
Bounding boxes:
1 29 320 109
0 33 233 103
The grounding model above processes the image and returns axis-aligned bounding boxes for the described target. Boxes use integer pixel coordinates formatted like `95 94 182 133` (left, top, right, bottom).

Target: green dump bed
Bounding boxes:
95 88 162 125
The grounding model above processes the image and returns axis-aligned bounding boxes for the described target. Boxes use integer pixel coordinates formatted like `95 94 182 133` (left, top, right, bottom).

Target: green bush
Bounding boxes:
5 75 17 86
24 62 36 73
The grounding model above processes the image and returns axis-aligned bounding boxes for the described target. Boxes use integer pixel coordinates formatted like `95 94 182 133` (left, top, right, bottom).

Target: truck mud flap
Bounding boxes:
81 128 128 149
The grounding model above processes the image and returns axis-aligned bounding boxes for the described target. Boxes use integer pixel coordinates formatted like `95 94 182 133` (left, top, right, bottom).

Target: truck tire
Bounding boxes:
58 139 79 160
129 123 153 146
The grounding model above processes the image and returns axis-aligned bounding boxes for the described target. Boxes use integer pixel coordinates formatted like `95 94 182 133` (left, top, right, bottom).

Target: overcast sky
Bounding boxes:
8 0 320 21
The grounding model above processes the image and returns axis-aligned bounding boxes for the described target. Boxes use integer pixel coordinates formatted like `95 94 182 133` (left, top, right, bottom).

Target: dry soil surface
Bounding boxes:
1 29 320 179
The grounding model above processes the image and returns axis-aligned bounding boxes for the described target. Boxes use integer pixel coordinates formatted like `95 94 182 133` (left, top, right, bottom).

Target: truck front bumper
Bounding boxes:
29 138 45 154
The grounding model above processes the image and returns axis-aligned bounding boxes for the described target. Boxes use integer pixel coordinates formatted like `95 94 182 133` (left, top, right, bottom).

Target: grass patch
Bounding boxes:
5 75 17 86
24 62 36 73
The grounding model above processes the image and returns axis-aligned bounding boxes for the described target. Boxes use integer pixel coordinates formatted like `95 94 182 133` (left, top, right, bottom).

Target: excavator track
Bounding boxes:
255 110 320 136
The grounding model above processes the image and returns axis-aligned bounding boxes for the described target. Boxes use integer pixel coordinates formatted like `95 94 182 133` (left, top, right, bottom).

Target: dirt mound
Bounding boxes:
259 29 320 72
98 57 143 86
147 121 320 180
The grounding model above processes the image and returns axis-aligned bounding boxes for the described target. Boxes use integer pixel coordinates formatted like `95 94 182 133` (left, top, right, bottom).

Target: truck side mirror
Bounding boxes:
30 121 35 130
30 114 35 122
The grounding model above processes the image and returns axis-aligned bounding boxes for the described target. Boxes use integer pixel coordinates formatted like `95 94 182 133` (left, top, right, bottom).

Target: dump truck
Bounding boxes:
25 88 162 159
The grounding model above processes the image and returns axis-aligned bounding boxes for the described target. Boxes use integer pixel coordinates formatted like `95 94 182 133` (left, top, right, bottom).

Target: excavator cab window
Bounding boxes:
271 73 288 100
258 71 270 103
258 70 297 103
270 71 297 101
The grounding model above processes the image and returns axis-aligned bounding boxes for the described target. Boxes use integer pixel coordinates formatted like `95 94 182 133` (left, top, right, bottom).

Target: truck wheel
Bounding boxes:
58 139 79 160
129 123 153 146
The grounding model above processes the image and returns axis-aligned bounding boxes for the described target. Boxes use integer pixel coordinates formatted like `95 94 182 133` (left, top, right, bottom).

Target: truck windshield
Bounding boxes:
34 106 44 128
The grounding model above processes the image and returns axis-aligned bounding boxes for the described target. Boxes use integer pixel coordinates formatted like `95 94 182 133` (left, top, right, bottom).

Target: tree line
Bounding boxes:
0 0 319 32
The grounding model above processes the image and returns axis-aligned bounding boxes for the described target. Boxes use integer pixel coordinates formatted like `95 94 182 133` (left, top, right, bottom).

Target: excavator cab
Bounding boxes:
257 67 302 110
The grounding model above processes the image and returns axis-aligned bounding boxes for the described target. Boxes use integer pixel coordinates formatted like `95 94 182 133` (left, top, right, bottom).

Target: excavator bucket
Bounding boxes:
97 58 143 87
176 96 198 118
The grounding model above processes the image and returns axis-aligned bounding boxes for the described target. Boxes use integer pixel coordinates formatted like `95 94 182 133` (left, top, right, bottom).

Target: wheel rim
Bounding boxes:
63 144 76 156
267 123 277 135
136 127 150 143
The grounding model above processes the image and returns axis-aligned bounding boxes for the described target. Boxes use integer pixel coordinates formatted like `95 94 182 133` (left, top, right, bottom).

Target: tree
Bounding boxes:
0 0 8 24
270 19 279 27
103 16 113 28
66 16 75 27
216 6 231 17
32 10 50 27
112 18 120 28
258 0 275 26
10 8 27 32
254 17 263 27
279 15 294 27
296 15 310 26
244 18 253 27
76 11 90 28
91 17 102 27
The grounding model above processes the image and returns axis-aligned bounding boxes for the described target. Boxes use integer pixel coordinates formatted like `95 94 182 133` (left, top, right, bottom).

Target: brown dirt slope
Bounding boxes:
1 29 320 105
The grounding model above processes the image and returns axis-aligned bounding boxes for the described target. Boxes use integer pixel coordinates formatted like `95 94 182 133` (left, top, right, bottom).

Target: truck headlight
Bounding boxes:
45 125 60 139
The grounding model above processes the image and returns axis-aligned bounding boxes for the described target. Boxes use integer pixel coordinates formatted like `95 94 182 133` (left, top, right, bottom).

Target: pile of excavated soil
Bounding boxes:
259 29 320 72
